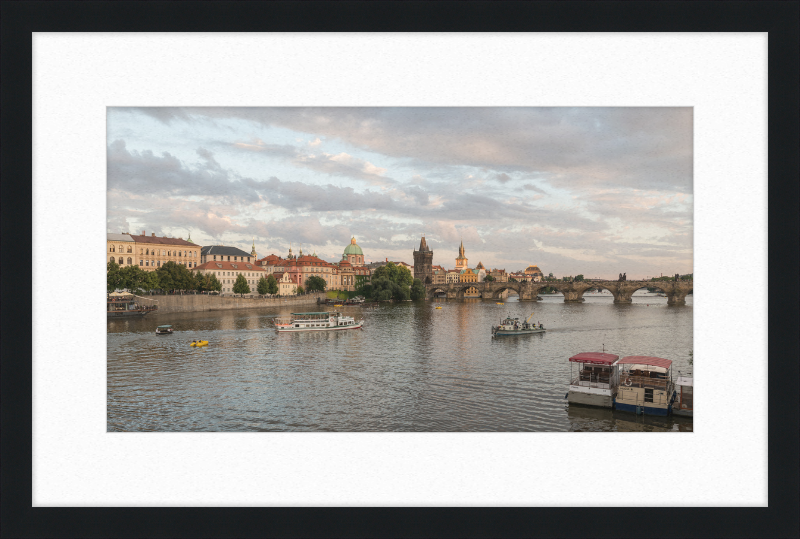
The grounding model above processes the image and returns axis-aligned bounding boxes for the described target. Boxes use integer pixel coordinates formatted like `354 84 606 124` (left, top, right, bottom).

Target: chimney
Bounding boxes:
152 233 156 237
142 230 145 235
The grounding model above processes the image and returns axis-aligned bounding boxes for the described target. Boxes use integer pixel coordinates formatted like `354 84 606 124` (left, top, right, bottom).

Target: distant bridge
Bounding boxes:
424 280 693 305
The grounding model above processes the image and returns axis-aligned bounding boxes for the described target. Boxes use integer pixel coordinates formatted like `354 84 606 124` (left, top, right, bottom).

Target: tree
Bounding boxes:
155 261 196 292
257 276 269 295
296 285 305 295
144 270 161 292
574 274 584 282
508 277 518 283
266 274 279 295
233 274 251 296
410 278 426 300
305 275 327 293
483 274 495 282
119 264 149 294
201 273 222 293
371 262 412 287
370 276 410 301
107 261 123 292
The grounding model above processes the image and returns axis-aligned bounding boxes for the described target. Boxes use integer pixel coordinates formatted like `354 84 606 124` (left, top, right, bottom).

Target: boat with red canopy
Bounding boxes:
615 356 676 416
566 352 621 408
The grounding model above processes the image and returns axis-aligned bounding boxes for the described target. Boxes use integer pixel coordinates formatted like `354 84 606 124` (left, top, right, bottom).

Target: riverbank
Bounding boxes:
144 292 325 315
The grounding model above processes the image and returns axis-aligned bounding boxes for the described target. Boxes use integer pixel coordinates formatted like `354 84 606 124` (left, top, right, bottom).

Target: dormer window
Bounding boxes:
232 264 238 269
216 263 222 269
213 255 216 260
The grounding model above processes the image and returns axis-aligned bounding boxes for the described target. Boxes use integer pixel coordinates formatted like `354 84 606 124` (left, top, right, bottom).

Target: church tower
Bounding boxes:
413 235 434 284
455 239 468 270
250 238 257 260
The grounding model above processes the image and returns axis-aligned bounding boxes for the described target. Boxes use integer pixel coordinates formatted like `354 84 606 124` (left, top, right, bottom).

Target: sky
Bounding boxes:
107 107 693 279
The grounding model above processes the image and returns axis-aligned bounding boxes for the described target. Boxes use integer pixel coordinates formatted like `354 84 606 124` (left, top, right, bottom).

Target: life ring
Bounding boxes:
625 377 632 387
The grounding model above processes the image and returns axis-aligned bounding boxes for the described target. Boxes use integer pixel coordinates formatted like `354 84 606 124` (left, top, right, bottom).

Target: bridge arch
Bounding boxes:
487 283 522 299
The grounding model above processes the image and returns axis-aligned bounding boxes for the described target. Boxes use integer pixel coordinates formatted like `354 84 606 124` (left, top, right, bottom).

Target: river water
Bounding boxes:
107 292 693 432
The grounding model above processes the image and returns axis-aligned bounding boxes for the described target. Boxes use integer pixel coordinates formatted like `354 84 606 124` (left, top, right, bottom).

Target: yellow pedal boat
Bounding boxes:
496 302 504 305
190 340 208 347
435 306 442 309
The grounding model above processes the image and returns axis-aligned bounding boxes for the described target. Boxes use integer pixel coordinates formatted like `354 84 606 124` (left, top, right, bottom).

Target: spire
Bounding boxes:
418 235 429 252
458 238 465 258
250 237 257 258
187 232 194 244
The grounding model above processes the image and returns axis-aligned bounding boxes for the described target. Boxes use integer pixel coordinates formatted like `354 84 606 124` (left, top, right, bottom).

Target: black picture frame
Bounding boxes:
2 1 798 538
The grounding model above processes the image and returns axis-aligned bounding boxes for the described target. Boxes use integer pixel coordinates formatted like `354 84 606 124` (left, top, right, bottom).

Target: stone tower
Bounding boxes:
413 235 434 284
455 239 468 270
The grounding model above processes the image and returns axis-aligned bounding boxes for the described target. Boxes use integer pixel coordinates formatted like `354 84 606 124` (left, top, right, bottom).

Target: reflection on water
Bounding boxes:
108 294 693 432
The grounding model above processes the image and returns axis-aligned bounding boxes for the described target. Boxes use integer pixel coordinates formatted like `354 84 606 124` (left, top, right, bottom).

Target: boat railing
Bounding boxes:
570 376 610 390
620 374 670 390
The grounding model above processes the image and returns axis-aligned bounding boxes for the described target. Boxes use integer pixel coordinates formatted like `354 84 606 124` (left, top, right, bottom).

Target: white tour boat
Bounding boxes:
274 311 363 332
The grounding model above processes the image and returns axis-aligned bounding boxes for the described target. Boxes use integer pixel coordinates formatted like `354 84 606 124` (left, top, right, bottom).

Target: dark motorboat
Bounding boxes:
107 293 157 318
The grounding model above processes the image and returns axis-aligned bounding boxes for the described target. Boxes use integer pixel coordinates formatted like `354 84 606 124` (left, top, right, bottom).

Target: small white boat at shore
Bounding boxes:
274 312 363 332
673 376 693 418
566 352 620 408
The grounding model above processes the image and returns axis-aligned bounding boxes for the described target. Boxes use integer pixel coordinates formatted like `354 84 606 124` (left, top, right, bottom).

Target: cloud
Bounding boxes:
128 107 692 192
522 184 547 194
108 108 694 277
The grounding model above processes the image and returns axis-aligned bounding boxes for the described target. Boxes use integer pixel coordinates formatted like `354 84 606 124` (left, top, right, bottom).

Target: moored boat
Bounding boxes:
673 376 693 417
566 352 620 408
107 293 157 318
274 312 363 332
614 356 676 416
491 314 545 336
155 325 173 335
190 340 208 347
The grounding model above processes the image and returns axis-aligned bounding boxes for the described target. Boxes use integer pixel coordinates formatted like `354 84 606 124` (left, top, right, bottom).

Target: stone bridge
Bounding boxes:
425 280 693 305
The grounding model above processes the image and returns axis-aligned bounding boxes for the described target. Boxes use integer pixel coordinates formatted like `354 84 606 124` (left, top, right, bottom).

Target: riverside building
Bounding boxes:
108 231 200 271
193 260 266 295
200 245 255 264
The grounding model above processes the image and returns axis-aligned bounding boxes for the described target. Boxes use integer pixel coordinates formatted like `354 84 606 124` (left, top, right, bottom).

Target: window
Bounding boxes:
227 256 230 261
128 257 132 265
157 261 161 267
127 246 132 253
178 251 181 257
110 246 115 252
145 260 149 266
139 260 143 266
119 245 124 252
162 250 166 256
110 256 115 263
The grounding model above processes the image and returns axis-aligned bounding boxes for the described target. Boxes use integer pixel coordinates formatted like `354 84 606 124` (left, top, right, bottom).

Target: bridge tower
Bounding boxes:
413 235 434 284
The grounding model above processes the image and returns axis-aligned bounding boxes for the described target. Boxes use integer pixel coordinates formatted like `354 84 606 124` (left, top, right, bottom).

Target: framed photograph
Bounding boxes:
3 1 797 537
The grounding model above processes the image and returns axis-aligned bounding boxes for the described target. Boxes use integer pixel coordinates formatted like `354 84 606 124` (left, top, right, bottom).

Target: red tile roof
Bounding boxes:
130 234 196 246
194 261 265 272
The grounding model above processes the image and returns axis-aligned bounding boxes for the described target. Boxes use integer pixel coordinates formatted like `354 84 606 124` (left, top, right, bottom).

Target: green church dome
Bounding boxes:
343 237 363 256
